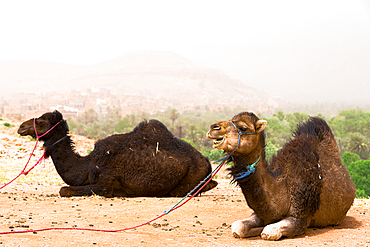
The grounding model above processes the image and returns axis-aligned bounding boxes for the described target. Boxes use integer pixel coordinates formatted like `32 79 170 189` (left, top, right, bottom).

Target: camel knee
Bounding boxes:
231 219 264 238
59 185 109 197
59 186 75 197
232 220 248 238
261 223 283 241
261 217 307 241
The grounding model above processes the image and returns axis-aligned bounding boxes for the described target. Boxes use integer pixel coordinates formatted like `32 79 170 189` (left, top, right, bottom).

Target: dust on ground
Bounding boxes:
1 120 369 247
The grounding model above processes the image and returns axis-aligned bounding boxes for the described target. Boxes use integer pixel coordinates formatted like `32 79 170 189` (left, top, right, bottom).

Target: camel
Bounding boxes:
207 112 356 241
18 110 217 197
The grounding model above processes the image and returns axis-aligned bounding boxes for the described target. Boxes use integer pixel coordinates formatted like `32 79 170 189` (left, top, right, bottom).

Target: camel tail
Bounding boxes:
293 117 334 142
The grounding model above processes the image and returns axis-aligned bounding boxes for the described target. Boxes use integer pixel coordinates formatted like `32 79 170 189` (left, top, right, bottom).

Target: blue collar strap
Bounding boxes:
233 154 261 181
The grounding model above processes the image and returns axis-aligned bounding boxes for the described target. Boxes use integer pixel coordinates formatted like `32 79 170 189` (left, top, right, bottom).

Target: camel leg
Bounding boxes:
199 180 218 194
59 184 113 197
168 179 218 197
231 213 265 238
261 217 308 241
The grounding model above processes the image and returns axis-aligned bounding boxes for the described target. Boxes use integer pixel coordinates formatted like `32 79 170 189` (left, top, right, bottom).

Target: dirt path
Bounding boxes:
1 121 370 246
0 182 369 247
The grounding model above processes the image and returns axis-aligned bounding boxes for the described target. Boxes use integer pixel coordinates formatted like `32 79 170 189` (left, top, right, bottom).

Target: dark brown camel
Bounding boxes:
18 111 217 197
207 112 355 240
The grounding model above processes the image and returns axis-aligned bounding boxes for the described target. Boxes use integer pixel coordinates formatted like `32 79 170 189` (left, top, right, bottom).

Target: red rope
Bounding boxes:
0 160 225 235
1 117 225 235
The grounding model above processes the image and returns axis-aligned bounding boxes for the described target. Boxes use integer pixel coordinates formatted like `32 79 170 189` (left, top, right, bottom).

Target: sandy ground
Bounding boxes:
1 121 370 247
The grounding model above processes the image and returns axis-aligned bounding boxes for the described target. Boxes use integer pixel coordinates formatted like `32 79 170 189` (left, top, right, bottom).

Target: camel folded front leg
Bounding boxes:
231 213 265 238
59 184 113 197
261 217 308 241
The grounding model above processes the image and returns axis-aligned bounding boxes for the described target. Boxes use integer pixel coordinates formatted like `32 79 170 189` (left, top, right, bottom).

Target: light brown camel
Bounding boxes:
207 111 356 240
18 110 217 197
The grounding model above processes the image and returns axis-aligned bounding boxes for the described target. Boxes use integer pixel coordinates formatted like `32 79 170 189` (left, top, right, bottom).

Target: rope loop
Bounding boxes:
0 119 63 190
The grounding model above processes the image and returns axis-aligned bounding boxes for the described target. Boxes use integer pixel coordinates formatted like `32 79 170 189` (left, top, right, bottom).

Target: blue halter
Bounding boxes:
213 121 261 181
233 154 261 181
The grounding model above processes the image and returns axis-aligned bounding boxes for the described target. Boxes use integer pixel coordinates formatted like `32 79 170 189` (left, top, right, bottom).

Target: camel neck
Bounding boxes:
232 148 289 219
232 154 261 181
44 136 68 148
43 132 71 156
43 133 89 186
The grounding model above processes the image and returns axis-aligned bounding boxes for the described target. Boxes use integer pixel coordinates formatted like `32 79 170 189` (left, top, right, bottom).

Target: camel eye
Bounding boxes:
239 126 248 132
213 126 221 130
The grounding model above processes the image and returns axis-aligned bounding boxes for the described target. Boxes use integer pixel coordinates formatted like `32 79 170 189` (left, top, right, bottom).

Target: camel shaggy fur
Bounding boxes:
18 110 217 197
207 112 355 240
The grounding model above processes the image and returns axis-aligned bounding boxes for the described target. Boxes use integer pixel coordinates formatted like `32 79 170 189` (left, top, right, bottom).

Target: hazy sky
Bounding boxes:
1 0 369 104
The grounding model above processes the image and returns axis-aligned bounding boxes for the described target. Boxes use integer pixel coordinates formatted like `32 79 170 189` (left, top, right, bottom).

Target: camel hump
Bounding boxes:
133 119 172 134
293 117 333 142
132 119 174 140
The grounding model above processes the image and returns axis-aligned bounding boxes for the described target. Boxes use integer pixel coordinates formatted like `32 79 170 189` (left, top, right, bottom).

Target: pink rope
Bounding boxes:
0 160 225 235
0 119 62 189
22 152 46 176
0 116 225 235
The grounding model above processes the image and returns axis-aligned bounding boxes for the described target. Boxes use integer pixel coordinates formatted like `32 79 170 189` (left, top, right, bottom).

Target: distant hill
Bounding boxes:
0 51 283 110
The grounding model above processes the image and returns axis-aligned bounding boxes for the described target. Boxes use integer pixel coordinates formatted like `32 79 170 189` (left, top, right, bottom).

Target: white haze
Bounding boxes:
0 0 369 105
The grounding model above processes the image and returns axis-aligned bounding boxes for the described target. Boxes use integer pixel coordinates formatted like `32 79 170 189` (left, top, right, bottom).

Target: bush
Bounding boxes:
342 152 370 198
202 149 225 162
342 152 361 167
265 141 281 162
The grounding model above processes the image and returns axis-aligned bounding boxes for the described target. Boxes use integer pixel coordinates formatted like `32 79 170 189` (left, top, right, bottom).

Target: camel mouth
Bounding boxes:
17 127 28 136
212 136 225 148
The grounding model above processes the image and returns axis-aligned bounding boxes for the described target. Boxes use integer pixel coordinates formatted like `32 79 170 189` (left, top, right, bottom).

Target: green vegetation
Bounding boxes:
66 107 370 197
202 149 225 163
328 109 370 159
29 137 37 142
342 152 370 198
0 167 6 183
3 122 12 127
67 108 370 160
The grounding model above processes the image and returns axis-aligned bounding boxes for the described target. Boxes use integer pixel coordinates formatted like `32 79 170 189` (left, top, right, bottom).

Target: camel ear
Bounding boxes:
51 110 63 124
256 120 267 133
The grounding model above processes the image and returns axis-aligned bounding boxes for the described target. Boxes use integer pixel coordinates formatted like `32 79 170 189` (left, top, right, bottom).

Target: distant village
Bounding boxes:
0 87 283 121
0 87 172 120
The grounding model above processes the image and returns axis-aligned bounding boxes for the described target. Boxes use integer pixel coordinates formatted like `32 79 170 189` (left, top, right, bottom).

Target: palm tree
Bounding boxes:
169 109 179 127
178 123 183 138
81 109 97 125
186 124 200 146
347 133 370 159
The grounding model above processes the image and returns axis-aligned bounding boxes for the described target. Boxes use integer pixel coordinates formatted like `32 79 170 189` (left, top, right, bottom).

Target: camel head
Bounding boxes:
18 110 67 139
207 112 267 155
